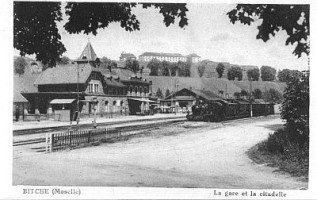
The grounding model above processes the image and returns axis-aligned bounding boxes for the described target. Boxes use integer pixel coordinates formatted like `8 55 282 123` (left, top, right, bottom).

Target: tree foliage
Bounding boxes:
253 88 262 99
96 56 117 69
260 66 276 81
125 59 140 73
64 3 188 35
14 2 66 68
148 59 160 76
165 89 171 98
240 89 249 97
177 61 191 77
247 68 260 81
14 2 189 67
161 61 170 76
14 56 27 76
197 64 206 77
216 63 225 78
147 59 190 77
281 71 309 146
234 92 241 99
59 56 71 65
227 4 310 57
156 88 164 99
263 88 283 103
277 69 301 82
227 66 243 81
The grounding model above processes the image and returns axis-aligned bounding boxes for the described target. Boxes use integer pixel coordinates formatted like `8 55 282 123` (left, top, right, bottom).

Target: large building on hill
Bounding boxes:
139 52 201 63
119 52 137 61
22 42 152 121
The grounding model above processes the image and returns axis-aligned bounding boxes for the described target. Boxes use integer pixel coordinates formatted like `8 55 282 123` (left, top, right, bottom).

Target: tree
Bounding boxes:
14 2 66 68
247 68 260 81
59 56 71 65
277 69 301 82
253 88 262 99
14 2 189 68
156 88 164 99
177 61 190 77
148 59 160 76
125 59 139 73
240 89 249 97
197 64 206 77
263 88 283 103
234 92 241 99
216 63 225 78
170 63 179 76
227 66 243 81
160 61 170 76
165 89 171 98
14 56 27 76
261 66 276 81
227 4 309 58
281 71 309 146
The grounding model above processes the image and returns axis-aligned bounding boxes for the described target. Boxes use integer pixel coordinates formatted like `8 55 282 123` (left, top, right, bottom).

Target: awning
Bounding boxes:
128 98 156 103
50 99 76 104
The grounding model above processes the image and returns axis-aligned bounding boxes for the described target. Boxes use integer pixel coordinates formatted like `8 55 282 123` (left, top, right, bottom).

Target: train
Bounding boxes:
186 99 274 122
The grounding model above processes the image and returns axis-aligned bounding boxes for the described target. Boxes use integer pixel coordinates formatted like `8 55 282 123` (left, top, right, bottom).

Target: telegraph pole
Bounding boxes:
264 86 267 116
76 62 80 127
250 79 253 117
175 79 179 115
171 78 173 113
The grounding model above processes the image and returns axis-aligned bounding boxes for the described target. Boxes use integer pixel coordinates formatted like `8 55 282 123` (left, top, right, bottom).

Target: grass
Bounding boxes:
247 128 309 181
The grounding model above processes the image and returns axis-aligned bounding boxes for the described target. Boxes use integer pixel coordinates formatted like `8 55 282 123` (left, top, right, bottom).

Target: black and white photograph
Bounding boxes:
2 0 315 199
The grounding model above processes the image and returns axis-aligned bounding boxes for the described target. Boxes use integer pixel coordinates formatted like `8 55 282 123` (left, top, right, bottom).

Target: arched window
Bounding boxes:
129 86 133 93
139 86 143 94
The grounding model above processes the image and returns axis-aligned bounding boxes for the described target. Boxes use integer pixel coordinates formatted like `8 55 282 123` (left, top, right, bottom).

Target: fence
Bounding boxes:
46 128 121 152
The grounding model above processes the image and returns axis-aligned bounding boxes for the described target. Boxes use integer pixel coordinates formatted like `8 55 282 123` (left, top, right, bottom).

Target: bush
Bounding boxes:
281 71 309 147
255 128 309 177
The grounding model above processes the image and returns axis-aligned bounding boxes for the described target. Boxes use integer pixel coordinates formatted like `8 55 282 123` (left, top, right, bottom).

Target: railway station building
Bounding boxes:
160 88 222 113
22 42 152 121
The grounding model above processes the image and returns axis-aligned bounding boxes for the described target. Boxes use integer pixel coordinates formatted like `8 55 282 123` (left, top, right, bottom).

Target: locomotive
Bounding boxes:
186 99 274 122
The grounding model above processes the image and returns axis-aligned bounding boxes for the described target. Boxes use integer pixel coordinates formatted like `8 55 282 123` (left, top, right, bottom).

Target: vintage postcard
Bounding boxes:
2 0 316 199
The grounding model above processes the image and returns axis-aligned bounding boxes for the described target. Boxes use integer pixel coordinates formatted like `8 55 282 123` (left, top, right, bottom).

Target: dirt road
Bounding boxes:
13 116 308 189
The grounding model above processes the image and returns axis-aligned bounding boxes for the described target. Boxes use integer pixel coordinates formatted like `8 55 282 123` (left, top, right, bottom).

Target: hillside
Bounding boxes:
233 80 286 94
145 75 286 98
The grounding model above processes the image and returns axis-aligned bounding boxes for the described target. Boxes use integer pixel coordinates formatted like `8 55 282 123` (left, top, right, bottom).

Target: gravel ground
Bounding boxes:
13 116 308 189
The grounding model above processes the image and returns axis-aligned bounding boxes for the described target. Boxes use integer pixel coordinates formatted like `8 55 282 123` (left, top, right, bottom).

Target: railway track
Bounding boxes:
13 115 278 147
13 118 186 147
13 116 186 136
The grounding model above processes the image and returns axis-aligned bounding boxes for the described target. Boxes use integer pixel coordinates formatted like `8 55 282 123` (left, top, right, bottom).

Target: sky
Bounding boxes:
15 3 309 71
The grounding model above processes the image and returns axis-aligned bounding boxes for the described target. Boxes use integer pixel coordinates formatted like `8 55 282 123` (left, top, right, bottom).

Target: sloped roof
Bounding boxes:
112 68 137 81
34 63 93 85
13 88 28 102
140 52 184 57
104 78 126 88
166 88 221 101
14 73 39 93
191 88 222 100
79 42 97 61
120 53 136 58
186 53 200 57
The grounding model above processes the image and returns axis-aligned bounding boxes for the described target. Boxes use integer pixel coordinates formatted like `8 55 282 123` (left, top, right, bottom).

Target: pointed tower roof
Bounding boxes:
79 41 97 61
